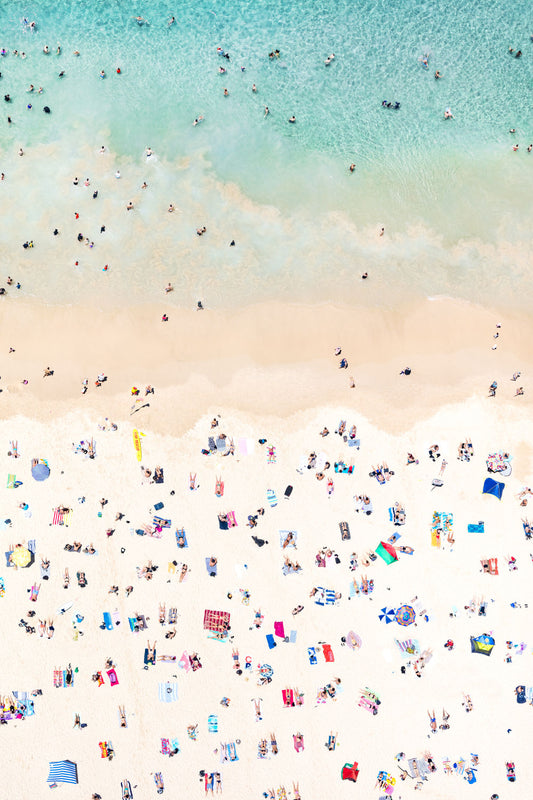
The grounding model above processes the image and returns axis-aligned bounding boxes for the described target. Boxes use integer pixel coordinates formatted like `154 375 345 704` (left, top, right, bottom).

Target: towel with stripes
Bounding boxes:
159 682 178 702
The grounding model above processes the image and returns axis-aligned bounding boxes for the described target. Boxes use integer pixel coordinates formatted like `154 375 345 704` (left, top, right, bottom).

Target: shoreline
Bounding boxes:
1 296 531 436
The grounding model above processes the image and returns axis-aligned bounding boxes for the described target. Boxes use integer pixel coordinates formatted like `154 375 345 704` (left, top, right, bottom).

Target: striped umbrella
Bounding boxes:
379 607 395 624
395 605 416 626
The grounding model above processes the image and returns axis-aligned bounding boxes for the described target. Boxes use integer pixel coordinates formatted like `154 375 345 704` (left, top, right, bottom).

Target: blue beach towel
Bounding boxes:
468 522 485 533
205 557 217 576
267 489 277 508
103 612 113 631
176 528 188 548
159 682 178 702
266 633 276 649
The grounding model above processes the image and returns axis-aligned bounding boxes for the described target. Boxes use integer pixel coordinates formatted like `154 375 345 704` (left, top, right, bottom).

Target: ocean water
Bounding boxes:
0 0 531 309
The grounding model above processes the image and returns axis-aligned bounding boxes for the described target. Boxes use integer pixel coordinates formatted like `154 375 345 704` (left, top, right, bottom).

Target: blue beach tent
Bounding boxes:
482 478 504 500
47 760 78 784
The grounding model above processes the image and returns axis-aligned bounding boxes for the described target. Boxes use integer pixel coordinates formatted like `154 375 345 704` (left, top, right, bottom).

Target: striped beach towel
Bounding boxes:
159 682 178 702
53 670 64 688
161 738 170 754
153 516 171 529
227 511 237 528
324 589 337 605
267 489 277 508
52 508 73 526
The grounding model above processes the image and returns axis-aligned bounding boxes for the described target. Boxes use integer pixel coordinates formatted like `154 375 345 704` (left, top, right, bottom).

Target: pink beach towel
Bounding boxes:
107 668 119 686
274 621 285 638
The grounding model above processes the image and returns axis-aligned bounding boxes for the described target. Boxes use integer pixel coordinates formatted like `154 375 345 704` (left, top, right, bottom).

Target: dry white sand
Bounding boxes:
1 383 532 799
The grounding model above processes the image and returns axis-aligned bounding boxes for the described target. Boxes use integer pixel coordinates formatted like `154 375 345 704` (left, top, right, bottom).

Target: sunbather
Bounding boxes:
119 705 127 727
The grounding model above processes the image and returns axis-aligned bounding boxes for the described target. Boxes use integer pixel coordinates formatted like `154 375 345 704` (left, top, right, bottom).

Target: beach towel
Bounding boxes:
159 682 178 702
205 557 218 576
325 589 337 605
107 668 119 686
144 648 156 665
274 621 285 638
238 437 255 456
112 610 120 627
161 738 170 755
216 437 227 453
175 528 188 548
322 643 335 662
99 741 110 758
103 612 113 631
308 647 317 665
178 651 191 671
468 522 485 533
4 552 12 568
53 669 64 688
6 474 16 488
153 516 171 528
203 609 230 633
170 738 180 753
279 530 297 548
266 633 277 649
208 436 217 453
347 438 360 448
0 577 4 597
208 714 218 733
154 502 164 511
227 511 237 527
128 617 138 632
289 629 297 643
267 446 276 463
339 521 351 540
267 489 277 508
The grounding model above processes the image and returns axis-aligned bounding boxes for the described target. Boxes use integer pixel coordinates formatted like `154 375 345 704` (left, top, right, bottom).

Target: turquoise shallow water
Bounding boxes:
0 0 531 309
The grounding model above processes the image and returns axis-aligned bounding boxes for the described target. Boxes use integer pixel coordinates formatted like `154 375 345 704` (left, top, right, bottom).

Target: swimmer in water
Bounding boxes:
168 16 176 26
43 45 49 54
193 116 204 126
288 115 296 123
264 106 269 117
145 146 153 157
444 107 454 119
435 70 442 79
99 70 105 78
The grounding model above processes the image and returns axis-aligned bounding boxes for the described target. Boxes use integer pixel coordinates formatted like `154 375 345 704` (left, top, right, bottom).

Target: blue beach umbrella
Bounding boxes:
379 607 395 624
31 461 50 481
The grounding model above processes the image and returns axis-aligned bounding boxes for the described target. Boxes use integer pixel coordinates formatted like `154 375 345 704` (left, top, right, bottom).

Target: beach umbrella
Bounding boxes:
11 545 31 568
379 607 395 624
46 760 78 784
395 604 416 626
31 462 50 481
470 634 495 656
376 541 398 564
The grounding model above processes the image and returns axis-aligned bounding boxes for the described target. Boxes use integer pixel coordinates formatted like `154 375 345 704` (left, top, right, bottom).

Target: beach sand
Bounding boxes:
1 302 532 799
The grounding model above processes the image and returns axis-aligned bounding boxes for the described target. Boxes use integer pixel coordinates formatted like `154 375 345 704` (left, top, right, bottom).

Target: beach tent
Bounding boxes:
376 541 398 565
341 761 359 782
470 634 495 656
47 760 78 784
482 478 504 500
